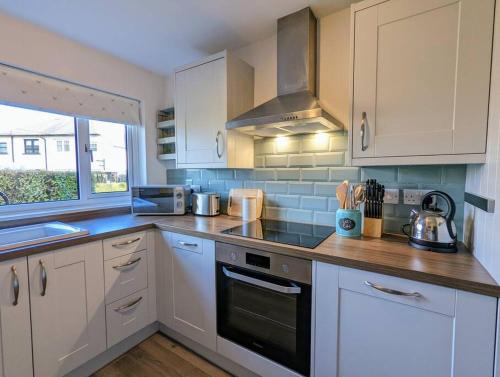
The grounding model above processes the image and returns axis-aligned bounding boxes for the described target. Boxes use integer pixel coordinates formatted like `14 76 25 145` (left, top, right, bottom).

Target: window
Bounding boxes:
56 140 70 152
89 120 128 193
24 139 40 154
0 104 132 210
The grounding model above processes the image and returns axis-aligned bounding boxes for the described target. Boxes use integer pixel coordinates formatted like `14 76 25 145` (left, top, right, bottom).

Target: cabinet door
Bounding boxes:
352 0 493 159
176 58 226 164
29 242 106 377
315 263 496 377
0 257 33 377
159 232 216 350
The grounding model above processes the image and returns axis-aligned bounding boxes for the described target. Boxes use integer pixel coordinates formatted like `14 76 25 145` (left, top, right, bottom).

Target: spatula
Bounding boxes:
336 181 349 209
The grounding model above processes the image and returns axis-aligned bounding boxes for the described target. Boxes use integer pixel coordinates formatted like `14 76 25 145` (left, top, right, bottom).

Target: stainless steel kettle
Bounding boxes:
402 191 457 253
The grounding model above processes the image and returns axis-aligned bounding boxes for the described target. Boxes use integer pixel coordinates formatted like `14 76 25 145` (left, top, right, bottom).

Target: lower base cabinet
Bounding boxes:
29 242 106 377
0 257 33 377
157 231 217 351
314 262 497 377
106 288 150 348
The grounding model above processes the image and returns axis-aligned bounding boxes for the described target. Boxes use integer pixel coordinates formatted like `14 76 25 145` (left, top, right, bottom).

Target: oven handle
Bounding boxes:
222 266 301 294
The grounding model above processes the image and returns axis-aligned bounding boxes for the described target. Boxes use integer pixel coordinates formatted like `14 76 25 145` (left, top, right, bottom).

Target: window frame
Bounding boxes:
0 142 7 155
0 106 136 218
23 138 40 155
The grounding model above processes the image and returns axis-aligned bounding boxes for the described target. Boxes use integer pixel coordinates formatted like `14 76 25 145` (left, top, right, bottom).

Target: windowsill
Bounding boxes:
0 199 131 223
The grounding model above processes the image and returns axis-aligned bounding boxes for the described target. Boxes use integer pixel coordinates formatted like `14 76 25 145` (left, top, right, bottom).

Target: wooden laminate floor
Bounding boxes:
93 333 232 377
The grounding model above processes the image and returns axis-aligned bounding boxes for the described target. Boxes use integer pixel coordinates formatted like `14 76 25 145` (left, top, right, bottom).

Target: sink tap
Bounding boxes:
0 192 9 205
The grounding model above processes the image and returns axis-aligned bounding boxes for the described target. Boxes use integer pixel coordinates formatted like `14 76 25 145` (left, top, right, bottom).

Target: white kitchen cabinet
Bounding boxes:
350 0 494 165
315 262 497 377
106 288 150 348
29 242 106 377
157 231 217 350
0 257 33 377
175 50 255 168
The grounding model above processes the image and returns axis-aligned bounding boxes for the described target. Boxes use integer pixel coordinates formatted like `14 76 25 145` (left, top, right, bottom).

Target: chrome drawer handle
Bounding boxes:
114 296 143 313
11 266 19 306
112 237 141 248
360 112 368 151
364 281 421 298
178 241 198 247
39 260 47 297
112 257 141 270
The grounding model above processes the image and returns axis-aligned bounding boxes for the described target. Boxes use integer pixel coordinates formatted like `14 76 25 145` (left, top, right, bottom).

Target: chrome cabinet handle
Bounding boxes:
223 266 301 294
215 131 223 159
39 260 47 297
114 296 143 313
364 280 421 298
112 237 141 248
112 257 141 270
11 266 19 306
178 241 198 247
360 112 368 151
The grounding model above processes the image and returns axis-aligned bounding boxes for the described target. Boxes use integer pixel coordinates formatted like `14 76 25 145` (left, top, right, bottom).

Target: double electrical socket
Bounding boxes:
403 189 432 205
384 189 400 204
383 189 432 205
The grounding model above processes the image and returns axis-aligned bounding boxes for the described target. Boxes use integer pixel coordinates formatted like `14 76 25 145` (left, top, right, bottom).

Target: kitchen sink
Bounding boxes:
0 222 89 252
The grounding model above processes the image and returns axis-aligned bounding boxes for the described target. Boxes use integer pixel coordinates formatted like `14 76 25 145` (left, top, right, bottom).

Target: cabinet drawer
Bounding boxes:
104 250 148 304
170 233 203 254
339 267 456 316
103 232 147 260
106 288 149 348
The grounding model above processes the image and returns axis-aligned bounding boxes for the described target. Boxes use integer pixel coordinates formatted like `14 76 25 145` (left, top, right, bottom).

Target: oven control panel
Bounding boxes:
216 242 312 285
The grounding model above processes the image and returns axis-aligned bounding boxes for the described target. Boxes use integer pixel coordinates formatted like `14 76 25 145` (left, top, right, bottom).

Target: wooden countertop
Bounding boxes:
1 213 498 297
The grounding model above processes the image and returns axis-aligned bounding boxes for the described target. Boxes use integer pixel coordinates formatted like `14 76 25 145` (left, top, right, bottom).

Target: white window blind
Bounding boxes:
0 63 141 125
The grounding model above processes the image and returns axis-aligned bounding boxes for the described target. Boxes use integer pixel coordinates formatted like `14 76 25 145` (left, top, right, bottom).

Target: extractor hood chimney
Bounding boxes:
226 7 343 137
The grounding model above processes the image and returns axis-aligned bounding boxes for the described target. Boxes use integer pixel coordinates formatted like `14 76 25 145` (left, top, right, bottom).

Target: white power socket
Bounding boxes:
403 189 433 205
384 189 399 204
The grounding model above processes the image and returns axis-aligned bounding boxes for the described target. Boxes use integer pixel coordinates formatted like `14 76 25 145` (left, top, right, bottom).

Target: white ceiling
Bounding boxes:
0 0 356 76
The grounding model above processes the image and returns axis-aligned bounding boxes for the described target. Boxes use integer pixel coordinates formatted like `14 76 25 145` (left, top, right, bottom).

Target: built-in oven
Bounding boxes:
216 242 312 376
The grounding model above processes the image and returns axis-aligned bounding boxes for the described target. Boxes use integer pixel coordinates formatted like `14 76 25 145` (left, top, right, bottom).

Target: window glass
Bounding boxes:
89 120 128 193
0 104 78 206
24 139 40 154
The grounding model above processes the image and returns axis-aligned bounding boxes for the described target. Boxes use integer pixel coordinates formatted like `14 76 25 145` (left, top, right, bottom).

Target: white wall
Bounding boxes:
0 12 168 184
464 1 500 282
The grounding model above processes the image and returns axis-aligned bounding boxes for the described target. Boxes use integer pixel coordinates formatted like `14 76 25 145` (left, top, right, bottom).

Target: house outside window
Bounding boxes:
57 140 70 152
24 139 39 154
0 142 7 154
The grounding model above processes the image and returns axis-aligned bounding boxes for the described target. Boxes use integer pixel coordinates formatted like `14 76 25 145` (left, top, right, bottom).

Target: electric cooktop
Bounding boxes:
221 219 336 249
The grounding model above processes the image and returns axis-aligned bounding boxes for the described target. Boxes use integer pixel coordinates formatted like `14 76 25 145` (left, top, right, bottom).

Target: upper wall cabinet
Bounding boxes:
350 0 494 166
175 50 255 168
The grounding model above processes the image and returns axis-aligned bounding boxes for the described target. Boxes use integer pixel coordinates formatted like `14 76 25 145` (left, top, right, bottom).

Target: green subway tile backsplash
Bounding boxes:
166 131 466 240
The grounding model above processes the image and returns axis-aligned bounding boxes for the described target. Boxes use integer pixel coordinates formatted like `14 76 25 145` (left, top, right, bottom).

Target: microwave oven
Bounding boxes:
131 185 189 215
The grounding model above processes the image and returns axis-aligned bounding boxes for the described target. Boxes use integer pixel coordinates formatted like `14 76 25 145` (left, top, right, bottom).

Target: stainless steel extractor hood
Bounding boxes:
226 7 343 137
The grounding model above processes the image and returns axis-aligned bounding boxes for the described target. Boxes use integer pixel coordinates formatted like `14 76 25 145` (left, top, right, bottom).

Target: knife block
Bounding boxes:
363 217 383 238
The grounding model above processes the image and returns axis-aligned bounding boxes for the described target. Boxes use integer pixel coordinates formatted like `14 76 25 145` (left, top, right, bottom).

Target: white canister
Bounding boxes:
241 196 257 221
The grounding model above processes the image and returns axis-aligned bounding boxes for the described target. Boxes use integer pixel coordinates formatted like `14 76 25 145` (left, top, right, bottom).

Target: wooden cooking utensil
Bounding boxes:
336 181 349 209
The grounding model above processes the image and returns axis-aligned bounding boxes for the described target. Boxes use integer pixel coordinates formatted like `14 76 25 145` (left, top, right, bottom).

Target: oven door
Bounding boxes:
216 262 311 376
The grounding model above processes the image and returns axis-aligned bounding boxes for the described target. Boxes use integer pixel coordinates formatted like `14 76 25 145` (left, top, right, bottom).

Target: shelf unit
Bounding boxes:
157 108 176 162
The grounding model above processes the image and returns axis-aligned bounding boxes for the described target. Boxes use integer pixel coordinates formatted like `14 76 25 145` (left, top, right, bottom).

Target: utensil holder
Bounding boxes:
336 209 362 237
363 217 383 238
